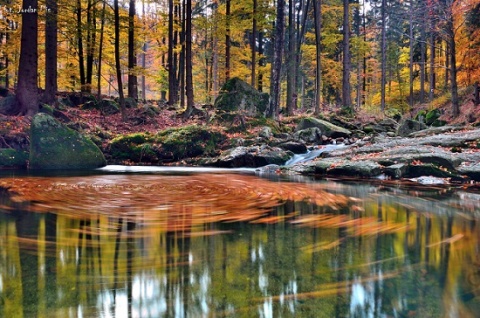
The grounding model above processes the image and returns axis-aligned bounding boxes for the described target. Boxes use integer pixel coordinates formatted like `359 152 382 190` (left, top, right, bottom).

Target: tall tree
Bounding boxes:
251 0 258 88
342 0 352 109
313 0 322 115
225 0 231 81
44 0 58 105
16 0 38 115
168 0 177 105
380 0 386 112
184 0 194 117
128 0 138 99
286 0 297 115
97 0 107 100
268 0 285 118
114 0 127 120
76 0 86 91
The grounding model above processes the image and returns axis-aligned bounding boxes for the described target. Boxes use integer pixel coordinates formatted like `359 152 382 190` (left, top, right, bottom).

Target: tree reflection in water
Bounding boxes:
0 175 480 317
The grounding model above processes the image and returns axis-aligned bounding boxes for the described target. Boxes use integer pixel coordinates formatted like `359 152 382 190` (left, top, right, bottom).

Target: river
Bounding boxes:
0 167 480 317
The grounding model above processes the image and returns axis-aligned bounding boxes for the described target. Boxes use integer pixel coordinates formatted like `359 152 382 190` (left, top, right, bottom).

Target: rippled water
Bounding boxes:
1 168 480 317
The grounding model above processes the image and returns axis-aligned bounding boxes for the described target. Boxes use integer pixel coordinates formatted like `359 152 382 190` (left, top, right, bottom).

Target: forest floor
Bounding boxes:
1 93 480 148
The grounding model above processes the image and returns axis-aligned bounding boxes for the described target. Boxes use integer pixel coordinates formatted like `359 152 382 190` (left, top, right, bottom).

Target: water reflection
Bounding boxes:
1 175 480 317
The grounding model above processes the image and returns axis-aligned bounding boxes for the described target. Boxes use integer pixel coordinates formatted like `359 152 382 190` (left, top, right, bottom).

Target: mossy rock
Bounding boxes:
214 77 269 116
157 125 226 160
29 113 106 169
109 133 156 162
0 149 28 168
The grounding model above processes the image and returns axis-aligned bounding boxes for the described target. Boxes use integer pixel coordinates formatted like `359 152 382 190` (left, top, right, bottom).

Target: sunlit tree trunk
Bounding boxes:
44 0 57 105
76 0 86 90
420 26 426 103
16 0 38 115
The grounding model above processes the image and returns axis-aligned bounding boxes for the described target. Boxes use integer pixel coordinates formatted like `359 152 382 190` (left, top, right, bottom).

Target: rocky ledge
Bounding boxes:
282 126 480 183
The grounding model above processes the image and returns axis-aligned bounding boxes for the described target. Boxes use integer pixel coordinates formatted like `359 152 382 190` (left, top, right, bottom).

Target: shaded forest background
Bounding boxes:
1 0 480 120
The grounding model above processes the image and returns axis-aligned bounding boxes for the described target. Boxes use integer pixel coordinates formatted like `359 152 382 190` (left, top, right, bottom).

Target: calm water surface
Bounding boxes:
1 168 480 317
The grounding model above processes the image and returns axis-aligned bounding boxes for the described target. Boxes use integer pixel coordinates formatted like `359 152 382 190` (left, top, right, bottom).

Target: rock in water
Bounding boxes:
30 113 106 169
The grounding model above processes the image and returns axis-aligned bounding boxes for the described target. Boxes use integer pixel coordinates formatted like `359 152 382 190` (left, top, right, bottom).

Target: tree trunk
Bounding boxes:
44 0 58 105
16 0 39 116
184 0 194 118
114 0 126 120
97 0 107 101
408 1 414 111
251 0 257 88
342 0 352 109
420 26 426 103
313 0 322 115
86 0 95 92
76 0 86 90
286 0 296 116
258 31 264 91
474 82 479 105
429 32 436 101
448 26 459 117
128 0 138 99
225 0 231 82
168 0 176 105
380 0 386 112
268 0 285 118
179 0 186 108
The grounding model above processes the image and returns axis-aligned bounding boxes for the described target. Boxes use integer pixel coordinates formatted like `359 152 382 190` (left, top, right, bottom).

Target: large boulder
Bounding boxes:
29 113 106 169
295 117 352 138
214 77 269 117
0 149 28 168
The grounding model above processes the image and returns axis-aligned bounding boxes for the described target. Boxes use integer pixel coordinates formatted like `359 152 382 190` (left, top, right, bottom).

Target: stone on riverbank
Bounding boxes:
29 113 106 169
210 146 292 168
295 117 352 138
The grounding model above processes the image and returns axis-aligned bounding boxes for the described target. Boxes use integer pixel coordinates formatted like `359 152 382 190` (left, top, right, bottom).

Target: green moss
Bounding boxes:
0 149 28 168
157 125 226 160
109 133 155 161
29 113 106 169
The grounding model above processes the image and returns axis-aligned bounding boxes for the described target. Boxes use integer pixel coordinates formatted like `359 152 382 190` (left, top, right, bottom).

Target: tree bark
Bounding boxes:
268 0 285 118
251 0 257 88
408 0 414 111
429 32 436 101
342 0 352 109
128 0 138 99
286 0 296 116
184 0 194 118
168 0 176 105
380 0 386 112
474 82 479 105
313 0 322 115
225 0 231 82
44 0 57 105
114 0 126 120
16 0 39 116
85 0 95 92
76 0 86 90
97 0 107 101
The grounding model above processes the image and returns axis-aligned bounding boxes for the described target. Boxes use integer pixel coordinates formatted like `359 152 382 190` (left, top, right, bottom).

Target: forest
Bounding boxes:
0 0 480 119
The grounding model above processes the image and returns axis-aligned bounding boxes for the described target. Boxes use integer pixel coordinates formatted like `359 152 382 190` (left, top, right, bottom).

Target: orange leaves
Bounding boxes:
0 174 349 233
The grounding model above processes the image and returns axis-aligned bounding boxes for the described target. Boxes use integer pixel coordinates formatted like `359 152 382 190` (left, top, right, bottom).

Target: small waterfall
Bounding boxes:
285 144 346 166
